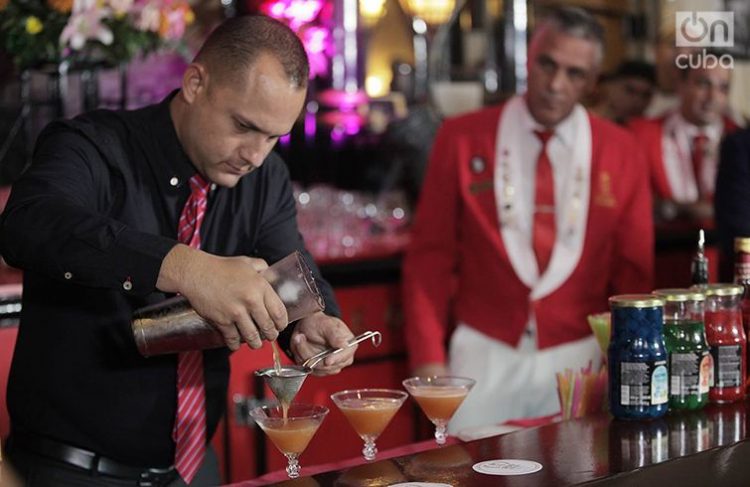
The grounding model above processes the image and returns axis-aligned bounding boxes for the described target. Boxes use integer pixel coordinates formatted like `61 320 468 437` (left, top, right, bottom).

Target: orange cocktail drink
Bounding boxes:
331 389 408 461
249 403 328 479
339 397 401 437
403 376 475 445
409 385 468 421
261 418 321 454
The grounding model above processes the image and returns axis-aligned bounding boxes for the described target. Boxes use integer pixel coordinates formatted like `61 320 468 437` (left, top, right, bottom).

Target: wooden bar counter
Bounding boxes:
294 399 750 486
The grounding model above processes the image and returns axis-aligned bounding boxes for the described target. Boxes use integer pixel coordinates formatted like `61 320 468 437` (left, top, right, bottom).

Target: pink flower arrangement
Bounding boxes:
0 0 194 70
59 0 114 51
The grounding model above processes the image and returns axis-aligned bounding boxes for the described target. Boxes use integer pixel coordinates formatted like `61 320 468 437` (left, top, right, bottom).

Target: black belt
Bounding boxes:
7 432 179 487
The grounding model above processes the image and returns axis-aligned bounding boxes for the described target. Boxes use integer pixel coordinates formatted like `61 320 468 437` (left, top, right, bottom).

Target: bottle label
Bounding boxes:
711 345 743 388
701 351 712 393
620 361 668 406
735 261 750 281
669 352 708 397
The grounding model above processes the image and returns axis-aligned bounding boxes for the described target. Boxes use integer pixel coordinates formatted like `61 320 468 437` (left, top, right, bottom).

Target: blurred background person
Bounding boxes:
645 31 683 118
630 51 738 222
402 6 653 433
593 60 656 126
715 127 750 281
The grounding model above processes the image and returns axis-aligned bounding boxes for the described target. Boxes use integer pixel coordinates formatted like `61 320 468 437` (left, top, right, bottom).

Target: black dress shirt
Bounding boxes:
0 93 339 467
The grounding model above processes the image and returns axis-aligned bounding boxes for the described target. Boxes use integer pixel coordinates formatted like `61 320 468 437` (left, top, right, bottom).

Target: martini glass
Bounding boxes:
330 389 408 461
403 376 475 445
249 403 329 479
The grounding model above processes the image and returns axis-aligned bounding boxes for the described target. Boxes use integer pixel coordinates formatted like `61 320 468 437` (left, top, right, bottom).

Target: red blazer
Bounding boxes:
629 115 739 200
402 103 654 369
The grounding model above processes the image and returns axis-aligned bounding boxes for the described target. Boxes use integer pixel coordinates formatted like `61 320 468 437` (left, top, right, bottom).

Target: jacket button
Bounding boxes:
123 279 133 291
64 271 72 280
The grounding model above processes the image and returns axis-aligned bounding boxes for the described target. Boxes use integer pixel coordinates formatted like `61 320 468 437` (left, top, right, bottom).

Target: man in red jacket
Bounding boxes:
402 6 653 433
630 53 737 221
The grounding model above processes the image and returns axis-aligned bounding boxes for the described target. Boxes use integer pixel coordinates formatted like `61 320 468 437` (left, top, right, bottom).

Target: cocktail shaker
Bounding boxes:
132 250 325 356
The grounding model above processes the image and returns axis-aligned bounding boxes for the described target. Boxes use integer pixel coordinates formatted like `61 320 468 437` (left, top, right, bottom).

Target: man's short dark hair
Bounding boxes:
194 15 309 89
537 6 605 63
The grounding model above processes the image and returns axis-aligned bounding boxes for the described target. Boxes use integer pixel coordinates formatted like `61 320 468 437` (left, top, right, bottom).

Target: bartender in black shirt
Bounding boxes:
0 15 356 486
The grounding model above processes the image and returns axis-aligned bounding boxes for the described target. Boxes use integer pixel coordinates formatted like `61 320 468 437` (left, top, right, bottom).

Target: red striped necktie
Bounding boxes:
174 173 210 483
533 130 556 275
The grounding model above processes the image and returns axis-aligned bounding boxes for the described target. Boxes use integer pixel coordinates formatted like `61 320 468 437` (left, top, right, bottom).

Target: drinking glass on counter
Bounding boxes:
293 184 411 261
402 376 475 445
330 388 408 461
249 403 329 479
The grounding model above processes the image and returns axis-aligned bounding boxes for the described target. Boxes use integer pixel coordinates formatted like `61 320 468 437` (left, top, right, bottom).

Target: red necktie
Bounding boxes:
691 133 709 199
533 130 556 275
174 174 210 483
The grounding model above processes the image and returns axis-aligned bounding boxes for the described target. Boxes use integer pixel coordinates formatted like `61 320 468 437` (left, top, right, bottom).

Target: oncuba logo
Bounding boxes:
676 11 733 47
675 11 734 69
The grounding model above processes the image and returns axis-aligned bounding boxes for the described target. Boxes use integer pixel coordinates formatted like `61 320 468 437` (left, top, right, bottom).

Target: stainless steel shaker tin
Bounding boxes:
132 250 325 357
132 296 225 357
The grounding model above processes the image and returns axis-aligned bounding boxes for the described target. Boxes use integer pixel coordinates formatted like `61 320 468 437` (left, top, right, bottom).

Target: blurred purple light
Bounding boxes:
318 89 368 110
262 0 331 78
304 111 317 140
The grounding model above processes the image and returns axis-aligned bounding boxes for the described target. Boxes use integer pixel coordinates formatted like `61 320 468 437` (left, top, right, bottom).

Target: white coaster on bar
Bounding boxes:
472 459 543 476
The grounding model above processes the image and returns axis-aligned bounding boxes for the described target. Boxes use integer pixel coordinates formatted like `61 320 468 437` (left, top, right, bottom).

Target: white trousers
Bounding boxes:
447 324 602 434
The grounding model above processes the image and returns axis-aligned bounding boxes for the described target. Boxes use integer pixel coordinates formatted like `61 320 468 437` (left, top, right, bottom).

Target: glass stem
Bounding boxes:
285 453 300 479
363 438 378 461
435 423 447 445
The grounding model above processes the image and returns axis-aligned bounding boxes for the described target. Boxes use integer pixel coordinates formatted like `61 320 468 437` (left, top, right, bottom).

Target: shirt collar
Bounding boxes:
672 111 723 144
519 96 577 148
149 90 198 191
